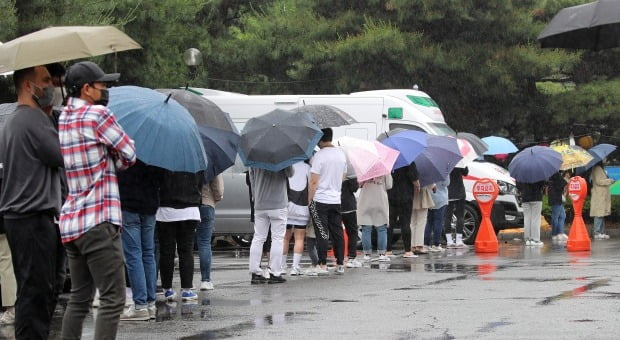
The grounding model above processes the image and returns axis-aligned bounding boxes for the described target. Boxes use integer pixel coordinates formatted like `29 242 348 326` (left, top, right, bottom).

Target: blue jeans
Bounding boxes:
551 204 566 236
425 206 447 246
362 224 387 254
197 205 215 282
121 211 156 308
593 216 605 235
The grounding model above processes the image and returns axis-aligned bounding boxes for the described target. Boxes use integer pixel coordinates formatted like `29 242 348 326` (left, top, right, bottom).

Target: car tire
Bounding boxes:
462 204 480 245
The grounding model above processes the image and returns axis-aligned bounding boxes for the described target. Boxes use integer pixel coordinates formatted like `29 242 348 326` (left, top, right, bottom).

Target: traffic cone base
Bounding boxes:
475 219 498 253
567 216 591 252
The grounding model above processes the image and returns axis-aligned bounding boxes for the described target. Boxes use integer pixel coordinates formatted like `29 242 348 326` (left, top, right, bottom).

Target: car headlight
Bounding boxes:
497 180 517 195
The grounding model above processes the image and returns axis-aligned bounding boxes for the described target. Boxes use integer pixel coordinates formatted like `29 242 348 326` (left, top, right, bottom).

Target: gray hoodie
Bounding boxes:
249 166 294 210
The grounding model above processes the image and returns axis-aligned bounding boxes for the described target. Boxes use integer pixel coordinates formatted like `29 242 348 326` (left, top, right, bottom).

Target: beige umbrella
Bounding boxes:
0 26 141 73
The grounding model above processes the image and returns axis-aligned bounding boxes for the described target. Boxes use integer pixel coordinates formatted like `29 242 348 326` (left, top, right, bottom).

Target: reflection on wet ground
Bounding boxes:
538 279 611 305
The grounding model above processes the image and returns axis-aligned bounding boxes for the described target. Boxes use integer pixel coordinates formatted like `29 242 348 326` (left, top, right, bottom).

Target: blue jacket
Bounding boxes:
430 178 450 209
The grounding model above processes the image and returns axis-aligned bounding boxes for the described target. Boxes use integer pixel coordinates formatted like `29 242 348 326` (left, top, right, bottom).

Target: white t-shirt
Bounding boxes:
156 207 201 222
310 146 347 204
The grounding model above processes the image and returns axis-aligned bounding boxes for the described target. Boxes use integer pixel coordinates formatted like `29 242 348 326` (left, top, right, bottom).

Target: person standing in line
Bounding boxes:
0 176 16 326
0 65 64 339
425 178 450 252
358 175 393 262
387 161 419 258
411 184 435 255
444 166 469 248
517 181 546 246
548 171 569 242
156 171 202 301
308 128 348 275
59 61 136 339
248 166 294 284
341 177 361 268
304 220 320 276
118 160 163 321
197 173 224 290
590 160 615 239
282 161 311 276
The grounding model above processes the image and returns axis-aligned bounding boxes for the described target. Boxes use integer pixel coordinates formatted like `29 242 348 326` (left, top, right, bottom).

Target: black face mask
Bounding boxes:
94 88 109 106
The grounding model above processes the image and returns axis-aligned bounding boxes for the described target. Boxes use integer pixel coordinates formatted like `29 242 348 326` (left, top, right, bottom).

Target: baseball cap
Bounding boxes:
65 61 120 91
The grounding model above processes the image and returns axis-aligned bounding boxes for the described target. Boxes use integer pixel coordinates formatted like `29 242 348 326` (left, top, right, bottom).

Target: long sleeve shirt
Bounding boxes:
58 97 136 243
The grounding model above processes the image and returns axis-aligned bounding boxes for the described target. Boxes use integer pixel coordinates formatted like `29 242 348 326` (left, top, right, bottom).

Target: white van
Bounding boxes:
192 87 523 245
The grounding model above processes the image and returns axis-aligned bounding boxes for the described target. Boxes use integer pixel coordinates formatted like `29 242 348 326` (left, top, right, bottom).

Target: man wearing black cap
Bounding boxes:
58 61 136 339
0 65 64 339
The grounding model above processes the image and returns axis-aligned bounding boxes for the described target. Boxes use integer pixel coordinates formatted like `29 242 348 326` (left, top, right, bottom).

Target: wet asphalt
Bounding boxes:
5 238 620 339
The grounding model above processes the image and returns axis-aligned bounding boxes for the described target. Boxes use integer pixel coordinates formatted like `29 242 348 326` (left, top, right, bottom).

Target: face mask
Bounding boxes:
51 86 65 108
93 88 109 106
30 82 55 108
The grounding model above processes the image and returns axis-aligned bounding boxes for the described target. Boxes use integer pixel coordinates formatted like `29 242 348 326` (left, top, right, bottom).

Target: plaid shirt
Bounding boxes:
58 97 136 243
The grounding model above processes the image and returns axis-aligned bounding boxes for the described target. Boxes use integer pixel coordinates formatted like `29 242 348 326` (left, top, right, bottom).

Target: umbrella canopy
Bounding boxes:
415 135 463 187
157 89 240 180
579 143 618 171
550 144 594 170
377 129 427 170
109 86 208 173
456 138 478 168
508 146 563 183
239 109 322 172
292 104 357 128
0 102 17 131
538 0 620 50
0 26 141 73
336 136 400 182
456 132 488 156
482 136 519 155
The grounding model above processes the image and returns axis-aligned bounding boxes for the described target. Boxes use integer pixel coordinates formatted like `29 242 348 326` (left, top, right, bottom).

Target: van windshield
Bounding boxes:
429 123 456 136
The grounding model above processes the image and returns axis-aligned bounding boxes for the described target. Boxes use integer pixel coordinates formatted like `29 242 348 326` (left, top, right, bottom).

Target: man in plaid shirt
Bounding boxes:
58 61 136 340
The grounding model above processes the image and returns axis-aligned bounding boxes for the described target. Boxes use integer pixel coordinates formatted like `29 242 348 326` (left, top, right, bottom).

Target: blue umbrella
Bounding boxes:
377 129 427 170
482 136 519 155
576 143 617 173
109 86 208 173
414 135 462 187
508 146 562 183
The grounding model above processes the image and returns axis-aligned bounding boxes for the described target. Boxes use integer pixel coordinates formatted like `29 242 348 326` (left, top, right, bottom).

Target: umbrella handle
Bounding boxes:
164 93 172 103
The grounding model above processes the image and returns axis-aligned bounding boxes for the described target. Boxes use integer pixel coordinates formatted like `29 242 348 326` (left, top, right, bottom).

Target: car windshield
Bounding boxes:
429 123 456 136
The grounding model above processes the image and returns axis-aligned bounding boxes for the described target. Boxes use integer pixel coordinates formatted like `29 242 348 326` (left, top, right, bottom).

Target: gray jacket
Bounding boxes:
249 166 294 210
356 175 393 226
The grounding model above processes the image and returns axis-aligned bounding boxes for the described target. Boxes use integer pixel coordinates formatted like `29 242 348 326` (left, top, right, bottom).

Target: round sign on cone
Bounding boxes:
473 179 499 253
566 176 591 252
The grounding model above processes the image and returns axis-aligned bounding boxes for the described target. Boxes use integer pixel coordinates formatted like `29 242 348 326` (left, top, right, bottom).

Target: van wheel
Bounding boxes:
232 234 253 247
462 204 480 245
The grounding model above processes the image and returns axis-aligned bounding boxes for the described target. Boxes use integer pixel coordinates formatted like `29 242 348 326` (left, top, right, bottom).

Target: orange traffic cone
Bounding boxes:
475 214 499 253
473 179 499 253
567 176 591 252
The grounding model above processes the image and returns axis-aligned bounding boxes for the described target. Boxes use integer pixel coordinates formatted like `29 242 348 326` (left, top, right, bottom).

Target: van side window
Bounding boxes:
389 123 425 132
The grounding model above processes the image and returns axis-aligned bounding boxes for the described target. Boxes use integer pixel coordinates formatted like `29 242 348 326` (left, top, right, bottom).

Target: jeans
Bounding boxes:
249 208 287 275
4 213 58 340
424 206 447 246
0 234 16 307
309 201 344 266
522 201 542 241
362 225 387 254
444 199 465 235
61 222 125 340
593 216 605 235
121 211 157 308
157 220 197 289
341 212 358 258
389 202 412 251
197 205 215 282
550 204 566 236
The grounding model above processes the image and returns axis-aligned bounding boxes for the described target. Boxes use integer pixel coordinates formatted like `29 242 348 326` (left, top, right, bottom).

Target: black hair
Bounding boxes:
12 67 36 93
320 128 333 142
45 63 66 78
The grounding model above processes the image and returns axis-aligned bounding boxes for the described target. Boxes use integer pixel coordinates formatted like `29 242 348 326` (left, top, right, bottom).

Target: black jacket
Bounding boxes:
517 181 546 203
118 160 164 215
340 178 359 213
547 172 567 206
387 162 419 204
159 171 202 209
448 167 469 200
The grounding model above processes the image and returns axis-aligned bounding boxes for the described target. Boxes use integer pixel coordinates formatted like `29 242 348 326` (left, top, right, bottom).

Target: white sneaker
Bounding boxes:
0 309 15 325
120 305 150 321
290 266 302 276
200 281 214 291
524 239 533 246
559 233 569 240
315 266 329 276
346 259 362 268
594 233 604 240
305 266 318 276
602 233 610 239
147 302 156 319
454 241 468 248
531 240 544 247
430 245 445 252
378 255 391 262
362 254 371 261
335 265 345 274
552 235 560 242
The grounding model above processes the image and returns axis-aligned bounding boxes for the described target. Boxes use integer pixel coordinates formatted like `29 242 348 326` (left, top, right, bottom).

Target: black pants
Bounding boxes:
341 212 358 259
388 202 412 251
4 213 58 340
309 201 344 266
444 199 465 234
54 225 67 296
157 220 197 289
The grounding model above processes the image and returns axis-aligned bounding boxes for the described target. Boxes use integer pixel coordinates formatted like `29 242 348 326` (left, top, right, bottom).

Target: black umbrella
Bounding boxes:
538 0 620 50
456 132 488 156
157 89 240 180
239 109 322 172
292 104 357 128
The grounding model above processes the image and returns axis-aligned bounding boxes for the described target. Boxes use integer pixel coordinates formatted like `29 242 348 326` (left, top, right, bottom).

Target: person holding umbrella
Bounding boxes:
58 61 136 339
358 174 393 262
518 180 547 246
590 159 615 239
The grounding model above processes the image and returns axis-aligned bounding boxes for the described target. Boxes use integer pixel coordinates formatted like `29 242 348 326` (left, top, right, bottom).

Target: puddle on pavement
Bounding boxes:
477 320 513 333
538 279 611 305
329 299 358 303
198 297 268 307
180 311 317 339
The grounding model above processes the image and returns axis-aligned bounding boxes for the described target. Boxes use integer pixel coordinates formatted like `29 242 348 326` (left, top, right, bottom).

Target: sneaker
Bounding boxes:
594 233 604 240
378 255 391 262
267 275 286 284
531 240 544 247
0 309 14 325
403 252 417 258
181 290 198 301
120 305 150 321
559 233 569 240
362 254 371 261
335 265 345 274
413 247 428 255
305 266 318 276
602 233 610 239
552 235 560 242
524 239 533 246
251 273 267 284
429 245 442 253
164 289 177 301
147 302 156 319
200 281 214 291
262 268 271 279
315 266 329 276
346 258 362 268
290 267 303 276
454 241 468 248
385 251 395 257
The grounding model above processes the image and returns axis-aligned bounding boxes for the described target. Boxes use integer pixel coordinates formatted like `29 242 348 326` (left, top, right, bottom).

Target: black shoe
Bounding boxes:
267 274 286 284
251 273 267 284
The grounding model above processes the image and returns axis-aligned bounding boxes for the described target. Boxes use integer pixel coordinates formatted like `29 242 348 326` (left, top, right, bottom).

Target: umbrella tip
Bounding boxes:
164 93 172 103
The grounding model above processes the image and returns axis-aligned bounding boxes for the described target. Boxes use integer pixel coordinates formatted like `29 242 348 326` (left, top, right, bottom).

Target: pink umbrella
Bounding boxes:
336 136 400 182
456 138 478 168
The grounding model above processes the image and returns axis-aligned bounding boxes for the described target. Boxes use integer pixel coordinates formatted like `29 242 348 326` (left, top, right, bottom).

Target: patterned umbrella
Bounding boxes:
292 105 357 128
